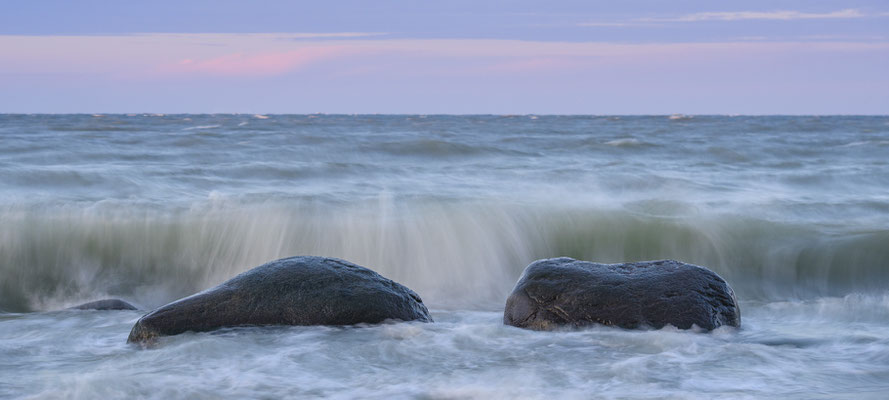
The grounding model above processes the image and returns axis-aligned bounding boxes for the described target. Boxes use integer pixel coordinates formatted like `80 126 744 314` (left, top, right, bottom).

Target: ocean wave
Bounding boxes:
746 292 889 323
367 139 528 158
182 125 222 131
841 140 889 147
604 138 652 148
1 200 887 313
47 124 143 132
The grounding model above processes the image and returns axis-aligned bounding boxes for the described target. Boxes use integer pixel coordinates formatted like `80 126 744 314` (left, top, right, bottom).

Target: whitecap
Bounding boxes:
842 140 889 147
605 138 642 147
182 125 221 131
253 114 270 119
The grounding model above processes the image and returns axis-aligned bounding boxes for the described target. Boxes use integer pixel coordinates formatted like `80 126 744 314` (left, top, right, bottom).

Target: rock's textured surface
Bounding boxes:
128 256 431 343
504 258 740 331
69 299 138 310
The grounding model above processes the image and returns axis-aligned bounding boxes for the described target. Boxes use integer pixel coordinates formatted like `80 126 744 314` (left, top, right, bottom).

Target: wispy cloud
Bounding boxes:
1 34 887 80
278 32 387 39
168 48 344 77
576 22 642 28
641 9 866 22
1 33 887 113
580 8 883 27
797 34 888 41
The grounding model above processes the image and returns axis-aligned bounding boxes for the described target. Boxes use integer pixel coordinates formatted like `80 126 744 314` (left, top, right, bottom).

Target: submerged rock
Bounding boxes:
128 256 431 343
69 299 138 310
504 258 740 331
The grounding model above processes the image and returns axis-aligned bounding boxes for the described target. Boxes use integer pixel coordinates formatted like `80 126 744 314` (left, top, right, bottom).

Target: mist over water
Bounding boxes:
1 114 888 398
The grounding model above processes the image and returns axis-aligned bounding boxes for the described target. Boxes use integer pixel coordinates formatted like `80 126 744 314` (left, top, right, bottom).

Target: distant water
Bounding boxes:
1 114 888 398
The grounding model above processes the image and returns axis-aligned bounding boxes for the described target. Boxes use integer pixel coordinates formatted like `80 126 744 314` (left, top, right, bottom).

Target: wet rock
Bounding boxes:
504 258 740 331
69 299 138 310
128 256 431 343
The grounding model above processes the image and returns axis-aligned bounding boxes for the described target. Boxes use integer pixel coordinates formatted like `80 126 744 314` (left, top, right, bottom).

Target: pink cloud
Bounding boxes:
163 47 344 77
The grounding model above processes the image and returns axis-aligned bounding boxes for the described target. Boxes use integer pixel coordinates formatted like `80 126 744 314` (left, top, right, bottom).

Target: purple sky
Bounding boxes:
1 1 887 114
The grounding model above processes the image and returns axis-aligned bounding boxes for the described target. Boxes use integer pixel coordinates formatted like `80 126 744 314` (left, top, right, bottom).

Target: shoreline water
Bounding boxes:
1 114 887 398
3 300 889 399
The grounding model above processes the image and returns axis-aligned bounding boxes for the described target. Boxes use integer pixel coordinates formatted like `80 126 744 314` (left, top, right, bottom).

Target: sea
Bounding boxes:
1 114 888 399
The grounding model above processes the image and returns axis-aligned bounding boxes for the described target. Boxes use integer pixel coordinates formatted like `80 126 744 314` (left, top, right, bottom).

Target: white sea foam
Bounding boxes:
605 138 642 147
182 124 221 131
842 140 889 147
1 115 888 398
3 301 888 399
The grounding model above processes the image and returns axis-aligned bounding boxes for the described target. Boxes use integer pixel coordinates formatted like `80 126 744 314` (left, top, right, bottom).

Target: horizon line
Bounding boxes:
2 113 887 117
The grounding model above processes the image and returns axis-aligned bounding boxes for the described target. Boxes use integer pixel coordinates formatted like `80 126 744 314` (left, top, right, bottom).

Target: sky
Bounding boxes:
1 1 887 114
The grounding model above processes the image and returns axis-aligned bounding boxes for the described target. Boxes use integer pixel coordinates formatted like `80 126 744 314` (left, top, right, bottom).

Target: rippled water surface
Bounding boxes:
1 115 888 398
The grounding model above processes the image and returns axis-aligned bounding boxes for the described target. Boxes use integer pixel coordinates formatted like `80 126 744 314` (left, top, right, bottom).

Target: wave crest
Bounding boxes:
1 200 887 312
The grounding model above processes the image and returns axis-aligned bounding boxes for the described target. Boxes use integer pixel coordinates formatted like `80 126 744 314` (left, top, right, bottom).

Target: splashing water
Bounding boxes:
1 114 888 398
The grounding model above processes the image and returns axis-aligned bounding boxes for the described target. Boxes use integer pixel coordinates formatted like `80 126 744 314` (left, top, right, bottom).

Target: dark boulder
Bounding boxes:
69 299 138 310
504 258 740 331
128 256 431 343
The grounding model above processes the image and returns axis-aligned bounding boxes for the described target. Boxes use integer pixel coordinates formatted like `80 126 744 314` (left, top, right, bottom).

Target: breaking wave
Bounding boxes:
2 199 887 313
